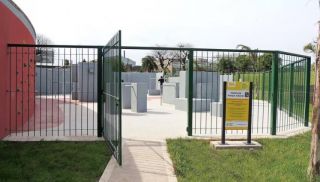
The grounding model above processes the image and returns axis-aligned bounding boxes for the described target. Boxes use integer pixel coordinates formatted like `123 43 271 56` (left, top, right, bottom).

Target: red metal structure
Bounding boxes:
0 0 36 138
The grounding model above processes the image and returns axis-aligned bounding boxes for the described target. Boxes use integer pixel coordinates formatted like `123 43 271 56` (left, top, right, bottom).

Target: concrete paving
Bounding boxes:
101 139 177 182
122 96 187 141
101 96 182 182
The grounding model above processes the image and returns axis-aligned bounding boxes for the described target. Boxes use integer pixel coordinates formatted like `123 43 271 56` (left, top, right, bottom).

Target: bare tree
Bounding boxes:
152 45 175 74
173 43 192 71
36 34 53 45
36 34 53 64
152 43 192 74
309 21 320 181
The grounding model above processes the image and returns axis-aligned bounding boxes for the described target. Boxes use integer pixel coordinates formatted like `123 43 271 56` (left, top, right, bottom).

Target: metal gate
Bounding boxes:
100 31 122 165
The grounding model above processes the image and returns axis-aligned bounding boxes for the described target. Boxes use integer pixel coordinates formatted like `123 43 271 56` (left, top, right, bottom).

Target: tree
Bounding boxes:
257 53 273 71
36 34 54 64
309 20 320 181
36 34 53 45
173 43 192 71
304 42 317 54
234 55 254 72
236 44 258 71
216 57 236 73
153 48 169 73
152 46 176 74
141 56 158 72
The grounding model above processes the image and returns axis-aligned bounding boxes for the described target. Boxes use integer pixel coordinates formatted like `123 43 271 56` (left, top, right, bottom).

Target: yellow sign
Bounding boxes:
225 82 250 130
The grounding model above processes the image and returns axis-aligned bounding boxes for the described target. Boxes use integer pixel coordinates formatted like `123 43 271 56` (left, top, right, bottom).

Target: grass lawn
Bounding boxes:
167 132 311 182
0 141 111 182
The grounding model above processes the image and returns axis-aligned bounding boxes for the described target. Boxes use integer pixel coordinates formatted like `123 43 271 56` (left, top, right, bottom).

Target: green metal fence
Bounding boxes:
276 53 310 133
187 50 310 136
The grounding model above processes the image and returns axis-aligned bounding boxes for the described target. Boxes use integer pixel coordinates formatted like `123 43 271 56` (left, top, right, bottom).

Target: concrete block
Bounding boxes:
36 67 71 95
122 83 131 109
219 75 233 101
77 62 97 102
196 83 218 101
210 141 262 150
210 102 223 117
131 83 148 112
175 98 210 112
148 89 161 95
72 82 78 100
162 83 179 105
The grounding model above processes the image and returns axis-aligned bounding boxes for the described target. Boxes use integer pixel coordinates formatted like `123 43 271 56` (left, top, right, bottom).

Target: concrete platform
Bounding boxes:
210 140 262 149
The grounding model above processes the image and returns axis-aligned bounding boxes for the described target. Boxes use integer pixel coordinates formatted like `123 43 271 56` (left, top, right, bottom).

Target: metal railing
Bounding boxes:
6 44 100 137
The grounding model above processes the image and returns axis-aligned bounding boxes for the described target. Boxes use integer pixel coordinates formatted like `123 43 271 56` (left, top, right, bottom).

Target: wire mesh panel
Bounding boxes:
7 45 98 137
102 31 122 165
277 53 310 133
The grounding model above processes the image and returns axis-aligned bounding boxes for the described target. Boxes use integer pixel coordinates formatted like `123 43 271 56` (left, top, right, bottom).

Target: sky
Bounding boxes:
14 0 319 65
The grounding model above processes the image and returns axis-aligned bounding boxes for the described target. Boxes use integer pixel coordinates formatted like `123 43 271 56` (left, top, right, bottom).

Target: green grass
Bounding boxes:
167 132 312 182
0 141 111 182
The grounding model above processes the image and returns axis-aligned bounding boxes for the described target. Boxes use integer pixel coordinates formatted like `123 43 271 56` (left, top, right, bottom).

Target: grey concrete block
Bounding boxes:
162 83 179 105
72 82 78 100
77 62 97 102
175 98 211 112
219 75 233 101
131 83 148 112
210 102 223 117
148 89 161 95
36 67 71 95
196 83 218 101
122 83 131 109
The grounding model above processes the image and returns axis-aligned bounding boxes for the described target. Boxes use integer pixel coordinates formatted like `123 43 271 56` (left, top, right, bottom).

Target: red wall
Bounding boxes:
0 2 36 138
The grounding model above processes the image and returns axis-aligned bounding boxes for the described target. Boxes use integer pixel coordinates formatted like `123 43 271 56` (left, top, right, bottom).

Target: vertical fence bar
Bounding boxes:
289 63 294 116
304 57 311 127
118 30 122 166
97 47 103 137
279 66 283 110
262 71 265 100
270 52 279 135
187 50 193 136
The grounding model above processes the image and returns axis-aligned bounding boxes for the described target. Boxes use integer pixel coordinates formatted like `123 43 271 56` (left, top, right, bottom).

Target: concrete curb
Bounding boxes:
161 140 178 182
99 156 117 182
2 136 104 141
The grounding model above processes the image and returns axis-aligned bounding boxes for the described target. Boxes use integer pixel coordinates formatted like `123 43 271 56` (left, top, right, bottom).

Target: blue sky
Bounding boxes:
14 0 319 64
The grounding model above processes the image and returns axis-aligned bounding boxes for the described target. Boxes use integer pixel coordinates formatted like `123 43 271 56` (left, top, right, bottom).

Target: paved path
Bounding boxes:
100 96 182 182
101 139 177 182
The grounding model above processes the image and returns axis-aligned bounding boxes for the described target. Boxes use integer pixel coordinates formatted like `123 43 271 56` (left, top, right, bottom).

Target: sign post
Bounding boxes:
221 81 252 144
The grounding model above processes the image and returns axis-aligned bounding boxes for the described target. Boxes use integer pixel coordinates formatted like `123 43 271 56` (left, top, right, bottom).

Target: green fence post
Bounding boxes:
289 63 294 116
187 50 194 136
270 52 279 135
97 47 103 137
304 57 311 127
